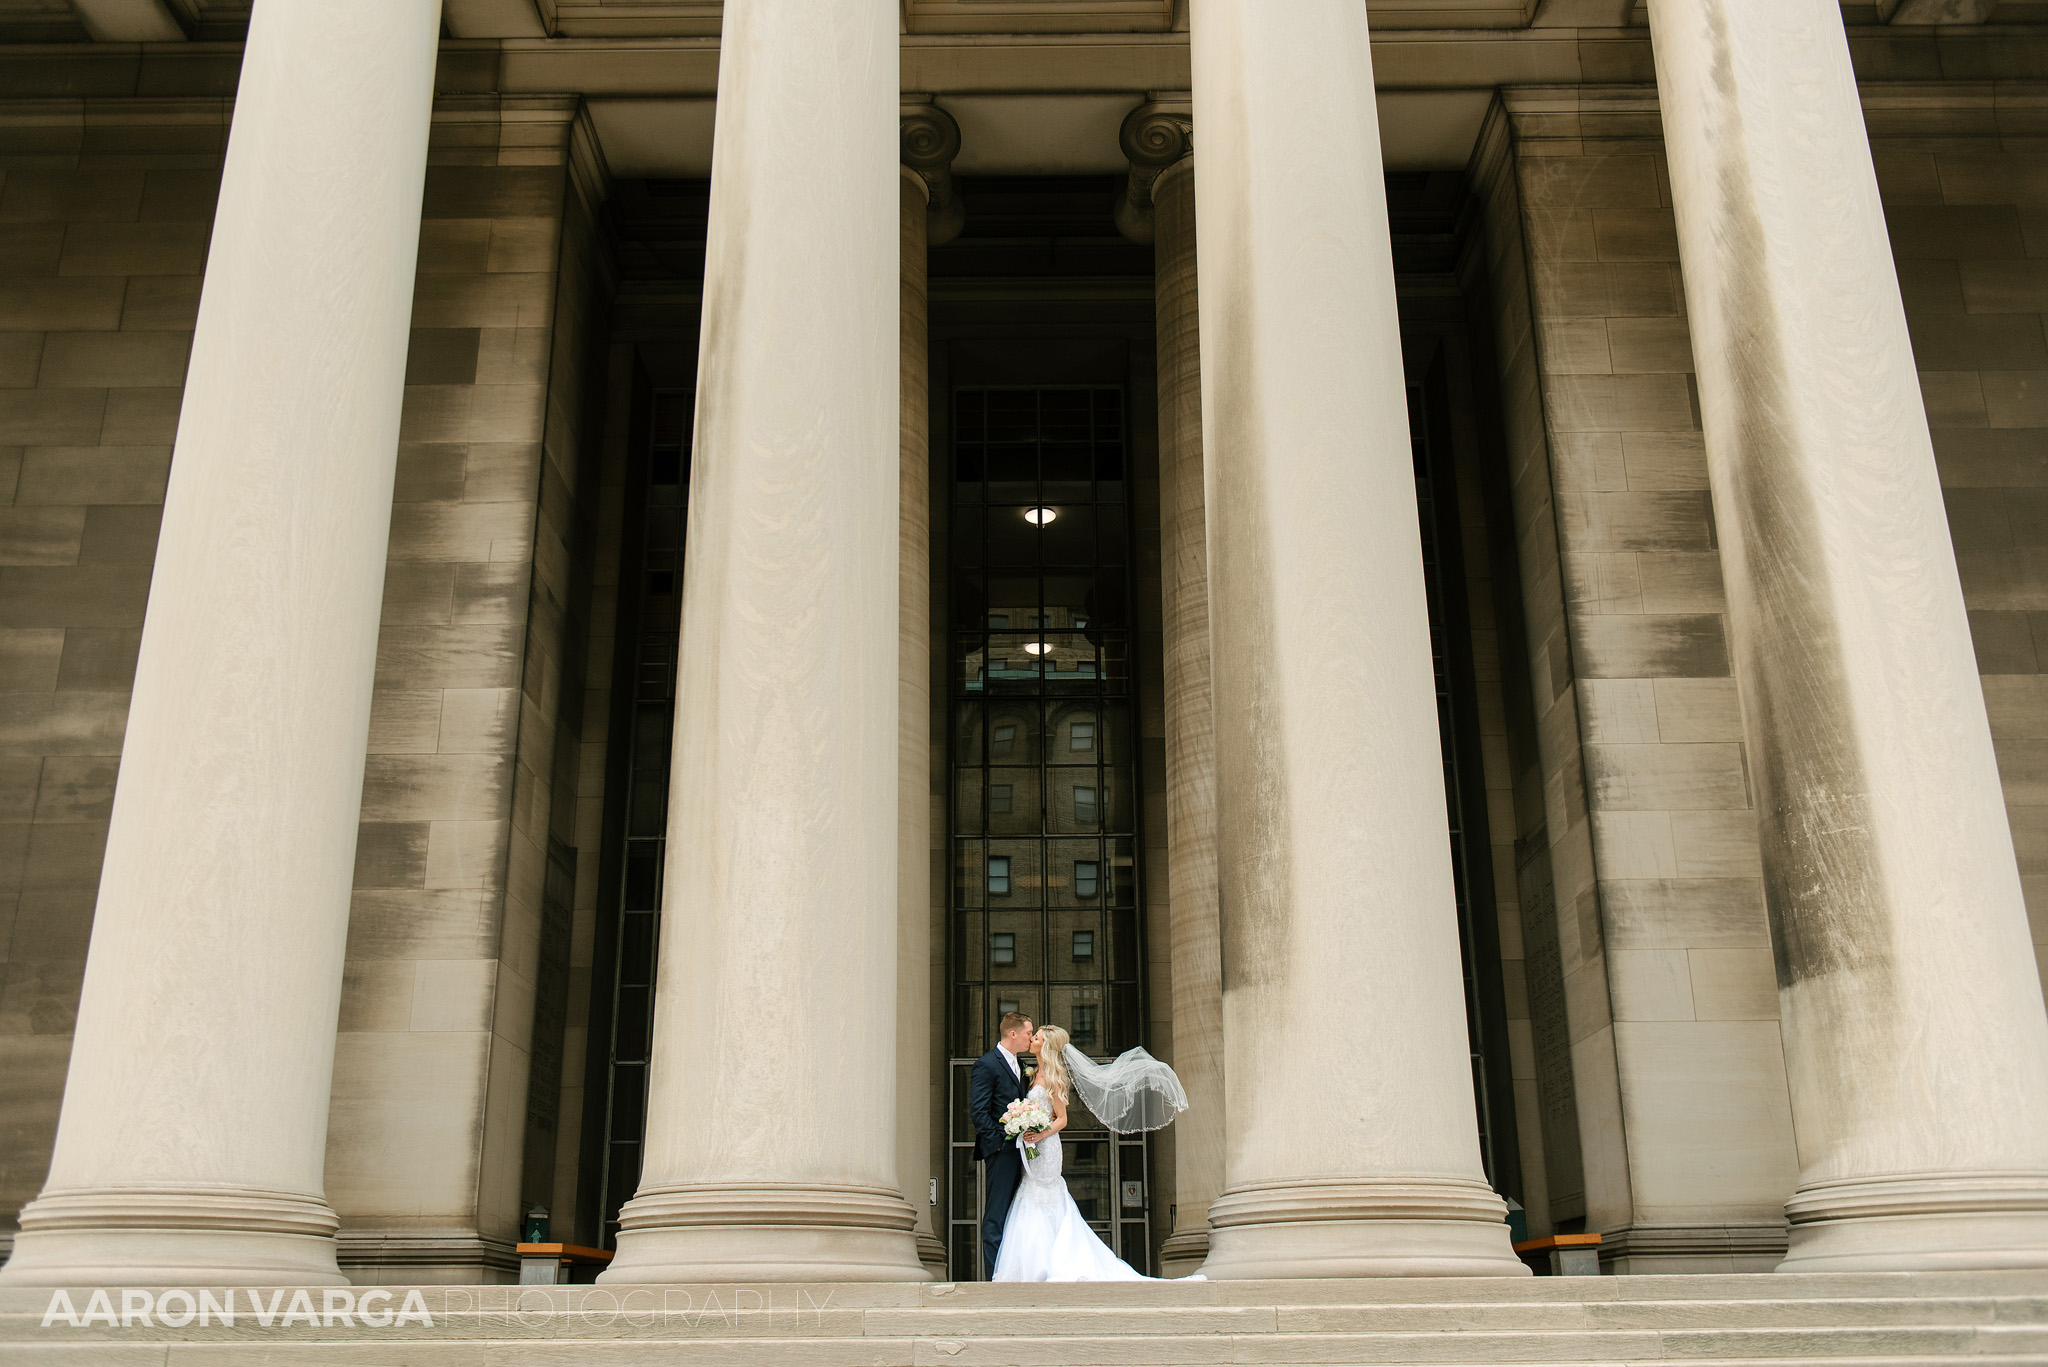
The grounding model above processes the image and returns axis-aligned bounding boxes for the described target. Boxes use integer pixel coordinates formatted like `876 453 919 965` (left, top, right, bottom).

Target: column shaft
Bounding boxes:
898 161 942 1277
599 0 926 1283
0 0 441 1287
1150 156 1226 1275
1190 0 1525 1278
1649 0 2048 1271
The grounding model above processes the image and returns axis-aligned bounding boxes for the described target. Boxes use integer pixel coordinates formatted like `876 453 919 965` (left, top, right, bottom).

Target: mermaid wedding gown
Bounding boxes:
989 1084 1162 1283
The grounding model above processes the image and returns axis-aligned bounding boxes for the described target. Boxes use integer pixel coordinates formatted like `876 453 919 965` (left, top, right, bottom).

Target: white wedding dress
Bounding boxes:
990 1084 1181 1283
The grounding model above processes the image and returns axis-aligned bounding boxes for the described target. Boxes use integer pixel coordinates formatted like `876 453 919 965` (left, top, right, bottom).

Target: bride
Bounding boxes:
991 1025 1202 1283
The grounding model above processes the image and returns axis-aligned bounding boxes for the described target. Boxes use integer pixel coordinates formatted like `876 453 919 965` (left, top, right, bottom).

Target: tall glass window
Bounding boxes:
945 386 1149 1278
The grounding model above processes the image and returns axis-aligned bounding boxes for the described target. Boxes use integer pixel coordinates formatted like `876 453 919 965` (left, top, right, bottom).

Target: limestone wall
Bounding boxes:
328 96 611 1285
1474 89 1799 1272
0 97 224 1259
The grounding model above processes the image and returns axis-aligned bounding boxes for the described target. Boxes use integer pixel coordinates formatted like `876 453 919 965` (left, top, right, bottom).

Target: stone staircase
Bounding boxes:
2 1269 2045 1363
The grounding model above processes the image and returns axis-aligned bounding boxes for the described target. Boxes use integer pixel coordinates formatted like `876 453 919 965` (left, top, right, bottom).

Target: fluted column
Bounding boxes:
1649 0 2048 1272
1119 98 1224 1278
598 0 927 1283
898 96 961 1279
0 0 441 1288
1191 0 1526 1278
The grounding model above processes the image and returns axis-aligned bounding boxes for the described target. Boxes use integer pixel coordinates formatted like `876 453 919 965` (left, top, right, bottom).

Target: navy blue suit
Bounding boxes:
969 1046 1028 1277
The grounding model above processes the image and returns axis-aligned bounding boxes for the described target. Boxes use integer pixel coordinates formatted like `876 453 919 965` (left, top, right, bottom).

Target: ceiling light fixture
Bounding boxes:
1023 507 1058 525
1023 642 1051 655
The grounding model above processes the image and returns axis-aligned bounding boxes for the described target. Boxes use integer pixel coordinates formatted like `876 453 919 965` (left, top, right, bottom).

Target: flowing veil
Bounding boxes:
1062 1044 1186 1133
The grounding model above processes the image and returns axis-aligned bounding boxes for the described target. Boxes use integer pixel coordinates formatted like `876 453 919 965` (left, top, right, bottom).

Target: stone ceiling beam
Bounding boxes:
69 0 186 41
1880 0 1998 21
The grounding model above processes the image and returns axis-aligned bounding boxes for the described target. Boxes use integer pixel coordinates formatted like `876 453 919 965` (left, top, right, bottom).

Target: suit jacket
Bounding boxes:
969 1047 1028 1161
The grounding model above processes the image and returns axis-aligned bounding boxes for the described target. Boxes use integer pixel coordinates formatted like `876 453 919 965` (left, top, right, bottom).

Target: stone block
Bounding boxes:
1562 551 1641 615
53 628 139 691
381 562 457 625
337 957 416 1033
462 441 543 503
0 755 37 822
137 167 222 221
368 690 443 758
1523 207 1599 262
487 217 563 273
1602 877 1771 950
1612 1020 1797 1220
376 622 522 691
118 275 201 331
1620 430 1707 490
346 886 497 961
0 564 150 628
1982 673 2048 737
55 220 207 277
0 507 84 566
0 390 106 445
475 326 550 387
438 687 520 754
1539 319 1612 375
1635 552 1724 613
95 386 181 443
1668 808 1761 880
1935 427 2048 486
405 328 483 387
20 819 106 891
411 272 555 331
1982 371 2048 428
325 1028 491 1218
1885 203 2025 259
36 330 190 387
1686 946 1780 1021
1575 613 1731 679
76 504 160 564
416 219 495 274
0 223 65 276
31 754 116 823
398 381 547 444
388 499 536 563
353 821 430 890
1546 374 1696 434
1959 257 2048 314
0 170 144 222
0 956 84 1037
422 165 565 220
1905 310 2048 370
1592 810 1677 879
1558 489 1712 553
1517 153 1663 210
360 752 516 824
412 956 499 1032
1587 741 1749 811
0 690 124 755
394 442 470 504
0 629 60 694
452 561 534 624
15 446 166 507
1896 259 1965 316
1921 371 1989 428
426 819 509 893
1592 207 1679 261
1938 152 2048 205
1604 316 1693 374
0 332 42 387
1607 947 1694 1021
1579 677 1658 744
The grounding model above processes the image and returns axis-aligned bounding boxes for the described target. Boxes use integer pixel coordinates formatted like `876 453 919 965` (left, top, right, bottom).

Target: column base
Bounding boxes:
1779 1171 2048 1273
598 1183 932 1283
1159 1229 1210 1278
0 1185 345 1287
1202 1177 1529 1279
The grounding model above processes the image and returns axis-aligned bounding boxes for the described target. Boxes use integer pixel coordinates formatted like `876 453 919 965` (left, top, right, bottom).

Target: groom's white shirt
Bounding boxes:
997 1043 1020 1080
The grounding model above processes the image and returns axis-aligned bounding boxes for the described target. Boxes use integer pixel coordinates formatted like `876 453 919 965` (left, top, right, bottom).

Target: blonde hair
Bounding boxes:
1033 1025 1072 1105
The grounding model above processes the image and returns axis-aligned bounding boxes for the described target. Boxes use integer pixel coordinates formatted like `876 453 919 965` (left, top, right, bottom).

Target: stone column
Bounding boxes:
598 0 928 1283
898 96 961 1279
1649 0 2048 1272
1118 98 1225 1278
1190 0 1526 1278
0 0 441 1288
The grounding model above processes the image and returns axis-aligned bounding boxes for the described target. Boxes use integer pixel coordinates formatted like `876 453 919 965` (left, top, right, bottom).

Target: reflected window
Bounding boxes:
1073 930 1095 961
1069 721 1095 752
992 932 1016 967
988 856 1012 896
1075 861 1100 898
991 784 1013 815
993 724 1016 758
1072 1004 1098 1047
989 613 1010 627
998 997 1020 1017
1073 787 1098 825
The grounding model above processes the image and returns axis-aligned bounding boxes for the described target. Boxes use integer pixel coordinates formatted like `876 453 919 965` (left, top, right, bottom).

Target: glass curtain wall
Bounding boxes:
945 386 1151 1278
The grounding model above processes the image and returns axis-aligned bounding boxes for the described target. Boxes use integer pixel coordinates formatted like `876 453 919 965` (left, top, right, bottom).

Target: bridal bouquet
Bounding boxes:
1000 1097 1053 1159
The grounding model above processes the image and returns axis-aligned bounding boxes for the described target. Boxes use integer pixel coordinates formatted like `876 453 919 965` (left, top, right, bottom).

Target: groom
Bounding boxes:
969 1011 1034 1278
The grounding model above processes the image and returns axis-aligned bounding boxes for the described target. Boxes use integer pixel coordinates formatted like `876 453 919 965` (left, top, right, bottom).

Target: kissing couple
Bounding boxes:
969 1010 1202 1282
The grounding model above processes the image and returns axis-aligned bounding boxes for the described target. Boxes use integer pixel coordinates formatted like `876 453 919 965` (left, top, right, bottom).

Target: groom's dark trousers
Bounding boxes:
969 1047 1027 1278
